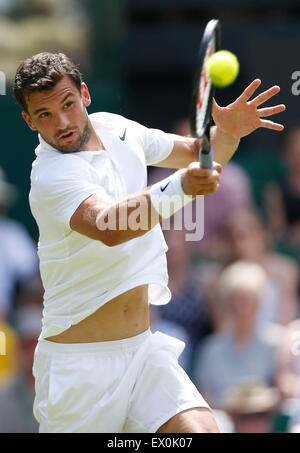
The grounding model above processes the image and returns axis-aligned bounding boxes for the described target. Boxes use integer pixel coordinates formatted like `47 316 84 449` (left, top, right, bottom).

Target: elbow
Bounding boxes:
99 229 123 247
95 212 120 246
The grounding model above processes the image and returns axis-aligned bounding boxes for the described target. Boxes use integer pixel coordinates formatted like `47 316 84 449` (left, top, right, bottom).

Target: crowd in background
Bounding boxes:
0 0 300 435
1 120 300 434
148 121 300 433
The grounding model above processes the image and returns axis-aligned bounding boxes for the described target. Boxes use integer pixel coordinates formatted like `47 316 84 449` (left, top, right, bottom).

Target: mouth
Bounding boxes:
59 131 77 142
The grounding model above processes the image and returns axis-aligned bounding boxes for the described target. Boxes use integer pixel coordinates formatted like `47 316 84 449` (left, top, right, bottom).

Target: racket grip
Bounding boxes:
200 148 213 169
199 135 213 169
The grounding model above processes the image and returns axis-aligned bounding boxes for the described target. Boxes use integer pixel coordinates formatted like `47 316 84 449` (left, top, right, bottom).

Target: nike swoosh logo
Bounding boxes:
160 182 170 192
119 128 126 141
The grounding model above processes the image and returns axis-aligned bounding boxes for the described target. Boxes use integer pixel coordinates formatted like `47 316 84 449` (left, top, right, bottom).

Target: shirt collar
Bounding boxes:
35 134 58 156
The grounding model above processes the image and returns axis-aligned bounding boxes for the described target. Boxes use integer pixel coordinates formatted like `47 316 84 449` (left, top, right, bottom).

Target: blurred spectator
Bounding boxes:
0 321 19 389
147 119 255 370
151 227 213 374
0 166 38 319
0 298 42 433
275 318 300 432
265 123 300 265
150 305 191 372
220 208 299 327
14 274 44 312
222 383 280 433
199 160 253 260
193 261 283 411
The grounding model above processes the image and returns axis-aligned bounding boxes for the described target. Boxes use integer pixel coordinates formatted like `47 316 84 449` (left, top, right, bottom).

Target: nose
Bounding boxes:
55 112 71 133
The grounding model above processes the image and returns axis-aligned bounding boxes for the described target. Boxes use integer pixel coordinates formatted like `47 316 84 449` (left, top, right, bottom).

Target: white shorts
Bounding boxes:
32 329 209 433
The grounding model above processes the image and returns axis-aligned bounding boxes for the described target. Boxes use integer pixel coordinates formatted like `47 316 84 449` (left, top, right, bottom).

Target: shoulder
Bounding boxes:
89 111 137 130
89 111 146 137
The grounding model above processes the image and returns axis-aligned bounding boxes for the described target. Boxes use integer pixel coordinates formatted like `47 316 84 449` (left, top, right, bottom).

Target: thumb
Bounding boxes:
212 97 220 119
213 161 222 174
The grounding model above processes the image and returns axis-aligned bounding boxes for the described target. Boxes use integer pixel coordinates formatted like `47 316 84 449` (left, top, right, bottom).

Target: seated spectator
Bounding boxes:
221 208 299 327
153 227 214 374
0 300 42 433
0 321 19 390
0 167 39 319
193 261 283 410
222 382 280 433
264 123 300 252
275 318 300 433
150 305 191 372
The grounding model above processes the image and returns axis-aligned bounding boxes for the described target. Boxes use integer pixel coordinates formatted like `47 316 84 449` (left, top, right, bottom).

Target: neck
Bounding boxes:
82 119 105 151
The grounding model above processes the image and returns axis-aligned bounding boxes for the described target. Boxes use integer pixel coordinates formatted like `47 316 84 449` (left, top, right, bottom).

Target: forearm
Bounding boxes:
155 128 239 170
154 134 198 169
96 190 160 246
210 125 240 166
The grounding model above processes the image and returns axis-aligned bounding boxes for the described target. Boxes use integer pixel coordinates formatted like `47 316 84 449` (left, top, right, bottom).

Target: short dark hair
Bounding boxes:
14 52 83 112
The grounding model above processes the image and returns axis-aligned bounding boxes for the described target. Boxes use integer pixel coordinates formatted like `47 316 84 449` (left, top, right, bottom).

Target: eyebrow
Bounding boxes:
33 92 75 116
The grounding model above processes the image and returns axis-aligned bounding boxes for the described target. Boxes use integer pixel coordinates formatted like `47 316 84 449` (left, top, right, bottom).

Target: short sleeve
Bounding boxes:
91 112 174 166
126 118 174 166
35 156 109 230
142 127 174 166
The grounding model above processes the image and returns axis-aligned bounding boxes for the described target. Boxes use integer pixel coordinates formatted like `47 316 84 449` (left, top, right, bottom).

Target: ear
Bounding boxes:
81 82 91 108
22 111 37 131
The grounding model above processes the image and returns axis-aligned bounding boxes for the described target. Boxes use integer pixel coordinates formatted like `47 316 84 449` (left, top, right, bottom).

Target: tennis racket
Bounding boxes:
190 19 221 169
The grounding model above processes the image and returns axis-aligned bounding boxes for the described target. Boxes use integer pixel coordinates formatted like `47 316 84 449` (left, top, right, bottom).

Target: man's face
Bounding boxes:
22 76 91 153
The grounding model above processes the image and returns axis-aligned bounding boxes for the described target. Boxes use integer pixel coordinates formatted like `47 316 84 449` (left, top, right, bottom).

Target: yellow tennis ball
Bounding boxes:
206 50 239 88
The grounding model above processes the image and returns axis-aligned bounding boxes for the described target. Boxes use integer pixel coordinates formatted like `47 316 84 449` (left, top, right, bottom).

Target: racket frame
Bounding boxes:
190 19 221 169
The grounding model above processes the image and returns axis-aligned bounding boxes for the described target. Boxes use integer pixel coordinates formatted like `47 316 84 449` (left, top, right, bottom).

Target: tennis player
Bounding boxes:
14 52 285 433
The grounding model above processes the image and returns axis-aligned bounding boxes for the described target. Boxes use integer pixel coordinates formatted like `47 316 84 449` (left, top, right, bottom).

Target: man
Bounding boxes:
13 52 285 433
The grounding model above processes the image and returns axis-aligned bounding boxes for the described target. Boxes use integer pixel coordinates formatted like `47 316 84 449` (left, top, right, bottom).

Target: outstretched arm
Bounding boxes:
155 79 285 169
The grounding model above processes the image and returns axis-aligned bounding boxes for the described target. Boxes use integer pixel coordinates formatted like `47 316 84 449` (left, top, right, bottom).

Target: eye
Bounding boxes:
39 112 49 119
64 101 73 109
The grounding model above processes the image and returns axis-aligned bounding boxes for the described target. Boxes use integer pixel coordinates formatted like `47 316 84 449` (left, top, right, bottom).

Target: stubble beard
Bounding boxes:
42 116 91 154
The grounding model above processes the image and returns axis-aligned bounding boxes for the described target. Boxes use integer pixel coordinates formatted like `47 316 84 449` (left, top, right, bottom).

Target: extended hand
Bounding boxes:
212 79 286 140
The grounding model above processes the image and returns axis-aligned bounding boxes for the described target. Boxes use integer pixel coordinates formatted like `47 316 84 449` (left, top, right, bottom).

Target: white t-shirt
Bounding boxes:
29 112 174 339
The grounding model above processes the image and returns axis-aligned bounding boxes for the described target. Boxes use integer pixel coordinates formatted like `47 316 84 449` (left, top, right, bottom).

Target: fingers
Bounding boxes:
257 104 286 117
182 162 221 196
259 119 285 131
188 162 220 180
239 79 262 102
188 167 220 194
194 182 220 196
250 85 281 107
213 161 222 174
239 80 282 109
191 169 220 182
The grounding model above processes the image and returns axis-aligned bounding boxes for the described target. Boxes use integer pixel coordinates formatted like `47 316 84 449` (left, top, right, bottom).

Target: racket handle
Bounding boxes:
199 135 213 169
